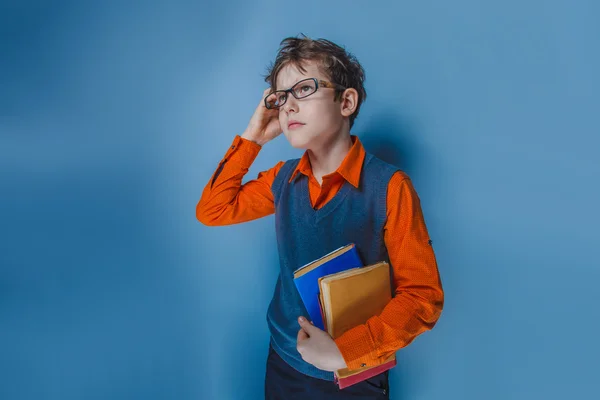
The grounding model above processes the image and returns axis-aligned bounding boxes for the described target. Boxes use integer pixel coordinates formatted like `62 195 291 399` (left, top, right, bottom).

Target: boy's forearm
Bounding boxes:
334 283 444 370
196 135 262 225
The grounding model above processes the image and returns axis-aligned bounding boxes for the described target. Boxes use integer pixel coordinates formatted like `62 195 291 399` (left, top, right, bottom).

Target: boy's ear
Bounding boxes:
339 88 359 118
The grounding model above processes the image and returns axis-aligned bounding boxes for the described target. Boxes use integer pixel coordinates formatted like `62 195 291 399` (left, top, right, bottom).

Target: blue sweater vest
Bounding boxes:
266 151 400 381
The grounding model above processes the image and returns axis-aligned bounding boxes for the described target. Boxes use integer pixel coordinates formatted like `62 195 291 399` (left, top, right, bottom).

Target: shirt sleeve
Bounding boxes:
196 135 285 226
334 171 445 370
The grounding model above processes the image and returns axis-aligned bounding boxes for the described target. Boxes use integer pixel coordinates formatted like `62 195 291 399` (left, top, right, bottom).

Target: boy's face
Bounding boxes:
275 61 347 150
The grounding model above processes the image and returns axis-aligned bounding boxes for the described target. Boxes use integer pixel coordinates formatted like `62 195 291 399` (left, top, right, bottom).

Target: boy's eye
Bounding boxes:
292 84 314 98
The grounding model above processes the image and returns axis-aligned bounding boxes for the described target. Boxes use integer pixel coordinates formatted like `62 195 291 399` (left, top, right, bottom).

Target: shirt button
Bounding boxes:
231 145 235 149
360 363 367 367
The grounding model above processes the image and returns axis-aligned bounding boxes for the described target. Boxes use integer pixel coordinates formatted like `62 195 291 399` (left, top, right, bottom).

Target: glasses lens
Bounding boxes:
265 91 287 109
293 79 317 99
264 79 317 109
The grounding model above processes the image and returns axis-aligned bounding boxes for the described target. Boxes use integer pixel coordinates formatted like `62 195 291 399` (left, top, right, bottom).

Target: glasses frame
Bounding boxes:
264 78 347 110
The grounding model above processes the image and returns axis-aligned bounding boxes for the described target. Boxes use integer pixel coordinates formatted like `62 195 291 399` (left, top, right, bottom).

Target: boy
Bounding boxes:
197 34 444 399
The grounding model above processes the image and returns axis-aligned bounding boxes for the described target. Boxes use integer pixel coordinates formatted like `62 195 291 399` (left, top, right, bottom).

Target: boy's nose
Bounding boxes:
283 96 298 112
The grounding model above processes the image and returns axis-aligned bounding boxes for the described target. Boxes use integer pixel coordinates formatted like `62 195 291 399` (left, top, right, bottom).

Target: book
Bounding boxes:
318 261 397 389
292 243 363 330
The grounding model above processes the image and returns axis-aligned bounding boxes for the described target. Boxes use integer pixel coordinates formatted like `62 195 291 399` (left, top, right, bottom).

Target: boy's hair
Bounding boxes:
262 33 367 129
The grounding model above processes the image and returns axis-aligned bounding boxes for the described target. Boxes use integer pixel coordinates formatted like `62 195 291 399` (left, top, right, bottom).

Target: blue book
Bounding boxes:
293 243 364 330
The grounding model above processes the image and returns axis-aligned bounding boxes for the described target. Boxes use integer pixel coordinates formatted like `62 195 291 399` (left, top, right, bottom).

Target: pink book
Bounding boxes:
334 357 396 389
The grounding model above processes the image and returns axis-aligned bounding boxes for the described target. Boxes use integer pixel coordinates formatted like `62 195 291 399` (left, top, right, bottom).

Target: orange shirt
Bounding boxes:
197 134 444 370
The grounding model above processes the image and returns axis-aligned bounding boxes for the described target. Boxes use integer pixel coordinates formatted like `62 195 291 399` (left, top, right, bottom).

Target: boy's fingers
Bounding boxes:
297 328 309 342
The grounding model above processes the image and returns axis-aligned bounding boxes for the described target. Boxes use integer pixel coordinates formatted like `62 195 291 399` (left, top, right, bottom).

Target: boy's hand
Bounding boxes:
296 316 348 372
241 88 282 146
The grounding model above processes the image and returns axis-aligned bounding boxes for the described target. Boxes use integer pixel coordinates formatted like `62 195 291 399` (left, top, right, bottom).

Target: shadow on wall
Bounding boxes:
359 111 426 176
357 110 445 400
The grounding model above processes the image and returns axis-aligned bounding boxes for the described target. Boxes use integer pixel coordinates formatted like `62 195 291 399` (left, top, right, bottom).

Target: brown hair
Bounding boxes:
262 33 367 129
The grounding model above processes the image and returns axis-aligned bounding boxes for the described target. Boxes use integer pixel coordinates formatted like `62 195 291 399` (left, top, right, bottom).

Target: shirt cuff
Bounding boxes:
334 324 381 370
224 135 262 168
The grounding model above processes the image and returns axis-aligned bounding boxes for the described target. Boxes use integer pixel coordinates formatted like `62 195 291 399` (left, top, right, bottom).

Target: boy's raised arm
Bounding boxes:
196 135 284 226
197 88 285 226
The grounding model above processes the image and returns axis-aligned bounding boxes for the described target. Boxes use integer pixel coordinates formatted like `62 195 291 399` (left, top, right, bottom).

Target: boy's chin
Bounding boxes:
285 131 314 149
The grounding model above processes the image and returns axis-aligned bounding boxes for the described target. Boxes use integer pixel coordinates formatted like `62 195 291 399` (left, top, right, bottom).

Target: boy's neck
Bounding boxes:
307 131 353 183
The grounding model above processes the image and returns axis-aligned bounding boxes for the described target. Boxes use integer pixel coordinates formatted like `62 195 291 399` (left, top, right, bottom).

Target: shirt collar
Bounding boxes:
288 135 366 189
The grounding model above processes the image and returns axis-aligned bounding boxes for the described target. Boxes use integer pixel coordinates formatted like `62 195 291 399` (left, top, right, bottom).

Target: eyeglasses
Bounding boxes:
264 78 347 110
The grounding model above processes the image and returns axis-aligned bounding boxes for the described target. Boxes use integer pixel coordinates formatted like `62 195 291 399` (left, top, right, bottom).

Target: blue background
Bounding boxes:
1 1 598 399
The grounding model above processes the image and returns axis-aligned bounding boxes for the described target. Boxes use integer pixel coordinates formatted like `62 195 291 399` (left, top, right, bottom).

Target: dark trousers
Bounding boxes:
265 343 389 399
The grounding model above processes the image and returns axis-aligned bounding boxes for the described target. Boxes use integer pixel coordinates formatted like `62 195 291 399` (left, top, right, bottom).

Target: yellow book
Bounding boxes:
318 261 397 386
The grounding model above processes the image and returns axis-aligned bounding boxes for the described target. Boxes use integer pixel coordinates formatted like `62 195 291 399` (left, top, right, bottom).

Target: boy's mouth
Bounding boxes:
288 120 305 129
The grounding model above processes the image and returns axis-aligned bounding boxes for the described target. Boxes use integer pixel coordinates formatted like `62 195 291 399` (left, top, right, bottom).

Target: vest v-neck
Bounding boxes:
300 175 353 221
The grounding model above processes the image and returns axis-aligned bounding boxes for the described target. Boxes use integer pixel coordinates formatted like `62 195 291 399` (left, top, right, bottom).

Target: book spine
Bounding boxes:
318 293 326 332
